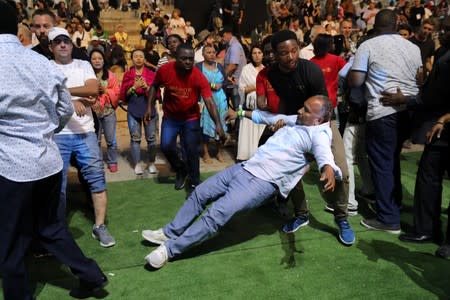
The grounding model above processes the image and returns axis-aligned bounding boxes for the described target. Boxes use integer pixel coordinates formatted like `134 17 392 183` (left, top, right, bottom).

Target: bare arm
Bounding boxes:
203 96 226 140
144 85 157 123
69 79 99 98
348 70 366 88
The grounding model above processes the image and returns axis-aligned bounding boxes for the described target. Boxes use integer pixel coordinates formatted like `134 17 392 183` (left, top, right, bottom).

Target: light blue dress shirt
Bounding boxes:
0 34 73 182
243 110 342 197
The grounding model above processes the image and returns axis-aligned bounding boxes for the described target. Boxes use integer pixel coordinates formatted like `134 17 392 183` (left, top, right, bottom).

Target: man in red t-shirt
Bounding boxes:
145 44 225 190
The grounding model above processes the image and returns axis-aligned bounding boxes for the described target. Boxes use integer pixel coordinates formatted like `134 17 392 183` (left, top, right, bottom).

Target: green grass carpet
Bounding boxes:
2 152 450 299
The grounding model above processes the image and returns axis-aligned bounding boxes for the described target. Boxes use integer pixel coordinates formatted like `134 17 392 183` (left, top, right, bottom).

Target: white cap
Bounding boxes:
91 35 99 41
84 19 91 24
48 27 70 41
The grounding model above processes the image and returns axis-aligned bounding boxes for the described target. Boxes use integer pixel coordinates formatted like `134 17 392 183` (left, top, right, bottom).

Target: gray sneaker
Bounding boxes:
92 224 116 247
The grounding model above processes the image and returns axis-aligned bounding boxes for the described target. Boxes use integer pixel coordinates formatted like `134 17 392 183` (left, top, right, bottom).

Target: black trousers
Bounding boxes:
0 172 103 300
366 111 410 225
413 137 450 239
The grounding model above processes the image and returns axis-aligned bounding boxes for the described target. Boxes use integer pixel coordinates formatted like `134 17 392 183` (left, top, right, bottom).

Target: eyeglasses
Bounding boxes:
52 37 71 45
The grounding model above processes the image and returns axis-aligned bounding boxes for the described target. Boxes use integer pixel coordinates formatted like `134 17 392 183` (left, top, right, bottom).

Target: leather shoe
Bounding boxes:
70 275 108 299
399 233 434 243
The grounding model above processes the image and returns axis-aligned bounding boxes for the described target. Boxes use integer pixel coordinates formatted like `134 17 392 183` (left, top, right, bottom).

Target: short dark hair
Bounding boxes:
271 29 297 52
313 34 334 57
32 8 56 24
176 43 194 56
0 0 18 35
397 23 412 34
374 9 397 32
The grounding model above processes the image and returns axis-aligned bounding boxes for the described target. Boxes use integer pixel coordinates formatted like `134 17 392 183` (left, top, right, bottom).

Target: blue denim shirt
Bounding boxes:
243 110 342 197
0 35 73 182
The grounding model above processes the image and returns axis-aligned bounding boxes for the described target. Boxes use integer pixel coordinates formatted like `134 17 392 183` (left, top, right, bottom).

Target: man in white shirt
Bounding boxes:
350 9 422 233
141 95 344 269
49 27 116 248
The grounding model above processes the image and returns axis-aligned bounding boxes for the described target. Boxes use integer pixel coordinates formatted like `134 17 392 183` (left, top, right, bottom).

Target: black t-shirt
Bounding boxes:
409 36 435 67
409 6 425 27
267 59 328 115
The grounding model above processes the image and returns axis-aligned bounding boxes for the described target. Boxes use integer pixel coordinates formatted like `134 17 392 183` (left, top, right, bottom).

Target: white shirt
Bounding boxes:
243 110 341 197
352 34 422 121
299 43 314 60
53 59 97 134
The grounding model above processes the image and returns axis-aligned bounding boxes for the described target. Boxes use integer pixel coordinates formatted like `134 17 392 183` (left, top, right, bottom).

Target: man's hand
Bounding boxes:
225 109 238 123
320 165 336 192
215 125 226 142
380 87 407 106
271 119 286 132
144 109 151 124
72 100 87 117
80 96 96 107
426 122 444 144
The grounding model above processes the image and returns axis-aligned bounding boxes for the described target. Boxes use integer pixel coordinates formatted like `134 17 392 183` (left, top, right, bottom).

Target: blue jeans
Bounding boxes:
163 163 277 258
127 113 157 165
55 132 106 218
366 111 410 225
160 116 201 185
97 112 118 165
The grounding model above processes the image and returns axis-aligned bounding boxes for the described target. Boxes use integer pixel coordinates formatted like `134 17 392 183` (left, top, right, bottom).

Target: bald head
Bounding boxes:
17 24 32 46
296 95 332 126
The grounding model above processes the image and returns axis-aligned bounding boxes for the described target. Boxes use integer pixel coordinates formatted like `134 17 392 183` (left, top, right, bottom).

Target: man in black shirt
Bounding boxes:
409 0 425 30
258 30 354 245
409 19 435 74
31 9 88 61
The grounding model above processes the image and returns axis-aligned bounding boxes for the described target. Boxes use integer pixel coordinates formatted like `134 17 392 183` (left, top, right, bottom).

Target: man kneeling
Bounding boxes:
142 95 343 269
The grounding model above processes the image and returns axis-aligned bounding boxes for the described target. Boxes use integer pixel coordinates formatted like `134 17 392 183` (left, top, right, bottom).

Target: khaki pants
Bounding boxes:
290 120 349 220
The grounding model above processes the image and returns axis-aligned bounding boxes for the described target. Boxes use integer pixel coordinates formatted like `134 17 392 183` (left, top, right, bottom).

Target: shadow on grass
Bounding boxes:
26 257 109 299
358 239 450 298
178 205 283 258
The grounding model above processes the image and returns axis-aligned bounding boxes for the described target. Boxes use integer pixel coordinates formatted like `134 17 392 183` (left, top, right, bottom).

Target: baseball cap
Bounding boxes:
91 35 99 41
48 27 70 41
84 19 91 24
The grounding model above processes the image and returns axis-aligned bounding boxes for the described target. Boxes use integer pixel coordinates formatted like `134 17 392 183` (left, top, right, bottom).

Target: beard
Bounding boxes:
38 33 49 46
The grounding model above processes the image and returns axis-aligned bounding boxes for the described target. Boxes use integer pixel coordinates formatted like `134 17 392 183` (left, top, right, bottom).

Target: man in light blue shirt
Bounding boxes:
142 95 350 269
0 2 107 299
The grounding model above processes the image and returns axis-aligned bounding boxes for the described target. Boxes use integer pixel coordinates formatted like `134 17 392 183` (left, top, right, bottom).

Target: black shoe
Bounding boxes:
399 233 434 243
69 275 108 299
360 218 401 234
355 191 376 204
435 244 450 259
174 170 187 190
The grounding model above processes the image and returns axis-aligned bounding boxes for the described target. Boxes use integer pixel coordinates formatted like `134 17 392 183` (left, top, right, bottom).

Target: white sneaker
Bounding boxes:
134 164 143 175
148 163 158 174
145 244 168 269
142 228 169 245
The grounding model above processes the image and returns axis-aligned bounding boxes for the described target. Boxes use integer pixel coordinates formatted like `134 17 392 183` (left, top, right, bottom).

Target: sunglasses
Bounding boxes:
52 37 71 45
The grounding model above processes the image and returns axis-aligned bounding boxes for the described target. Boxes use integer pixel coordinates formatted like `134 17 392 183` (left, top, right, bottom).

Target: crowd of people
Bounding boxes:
1 0 450 298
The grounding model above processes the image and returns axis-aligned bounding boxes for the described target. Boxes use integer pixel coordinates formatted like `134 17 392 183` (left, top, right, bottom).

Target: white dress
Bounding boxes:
236 63 266 161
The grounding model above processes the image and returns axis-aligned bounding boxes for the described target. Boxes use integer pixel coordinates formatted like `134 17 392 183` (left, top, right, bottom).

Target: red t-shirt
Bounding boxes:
256 67 280 113
310 53 346 107
153 61 212 121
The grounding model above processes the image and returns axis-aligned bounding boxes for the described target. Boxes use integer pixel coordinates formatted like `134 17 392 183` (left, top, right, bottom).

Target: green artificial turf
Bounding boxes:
2 152 450 299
